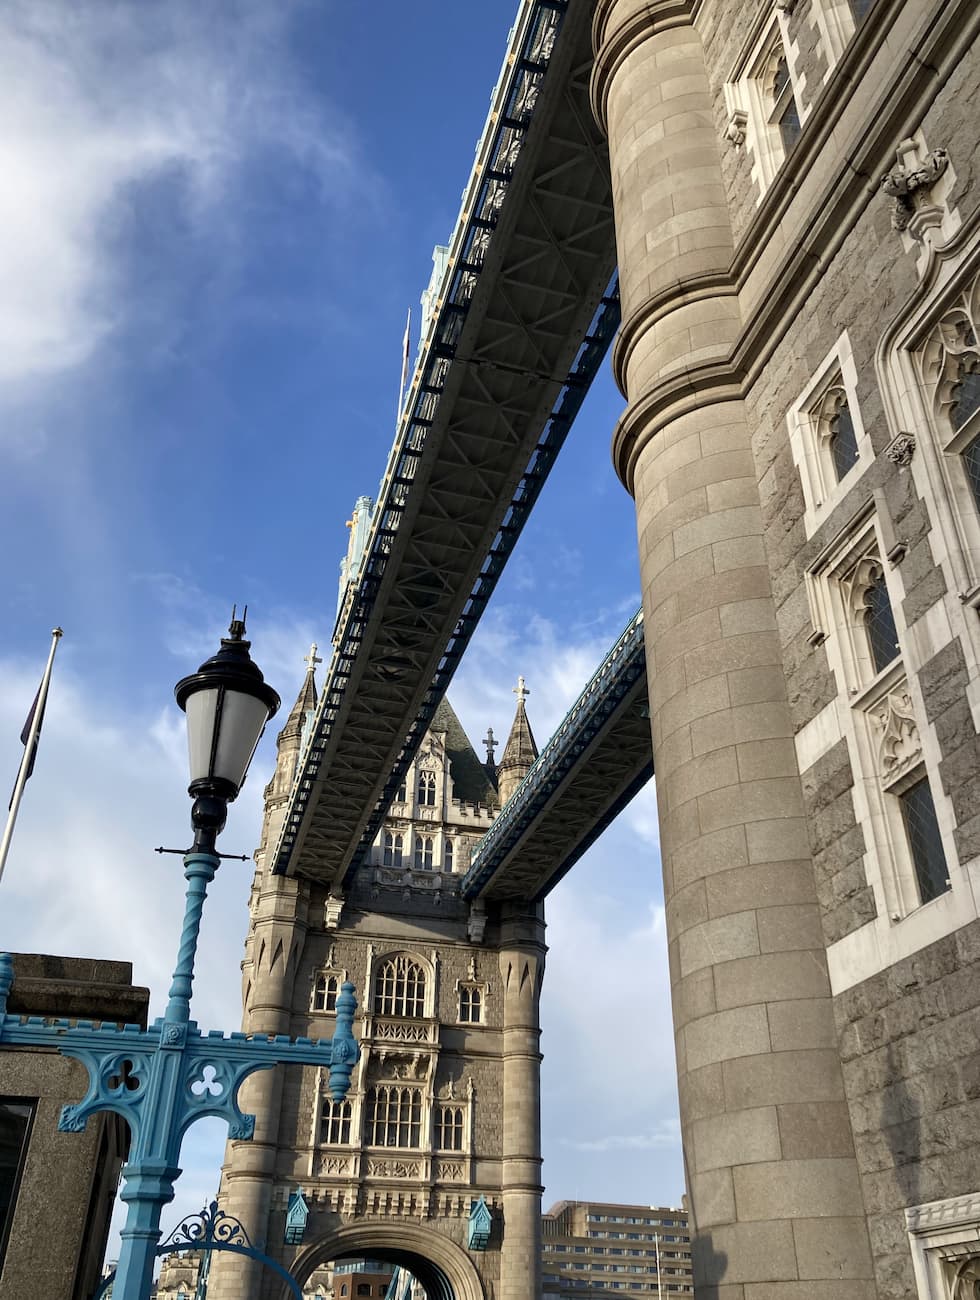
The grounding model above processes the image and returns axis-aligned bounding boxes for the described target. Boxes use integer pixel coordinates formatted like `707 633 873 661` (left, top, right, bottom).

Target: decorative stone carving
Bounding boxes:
433 1160 465 1181
366 1158 420 1179
467 900 487 943
882 139 949 232
885 432 916 466
373 1019 430 1043
724 109 748 148
868 684 921 785
773 0 797 11
318 1155 350 1176
324 894 345 929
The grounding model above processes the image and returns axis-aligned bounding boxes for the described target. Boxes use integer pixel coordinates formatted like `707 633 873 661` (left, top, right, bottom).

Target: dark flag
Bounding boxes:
10 688 46 810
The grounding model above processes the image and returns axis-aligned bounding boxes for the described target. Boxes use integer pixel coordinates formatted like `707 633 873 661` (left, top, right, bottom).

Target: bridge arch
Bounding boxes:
286 1222 487 1300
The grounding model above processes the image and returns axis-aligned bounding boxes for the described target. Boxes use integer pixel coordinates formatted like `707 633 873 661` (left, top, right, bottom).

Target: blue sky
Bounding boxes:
0 0 682 1253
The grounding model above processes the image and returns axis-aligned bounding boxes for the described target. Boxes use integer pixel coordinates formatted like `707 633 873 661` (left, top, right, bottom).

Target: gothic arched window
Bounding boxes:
459 985 482 1024
311 972 339 1013
444 837 454 872
863 569 900 674
899 776 948 905
768 52 800 153
373 954 426 1018
383 832 403 868
366 1084 422 1147
436 1105 464 1151
319 1098 352 1144
418 771 437 806
414 836 433 869
822 387 859 482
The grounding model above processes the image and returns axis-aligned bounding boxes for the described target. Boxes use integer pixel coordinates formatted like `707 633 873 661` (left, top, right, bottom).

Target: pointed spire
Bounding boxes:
496 677 539 805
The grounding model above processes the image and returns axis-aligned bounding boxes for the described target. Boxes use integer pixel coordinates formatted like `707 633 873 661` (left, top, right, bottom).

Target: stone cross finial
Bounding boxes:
304 644 323 673
484 726 496 764
513 676 530 704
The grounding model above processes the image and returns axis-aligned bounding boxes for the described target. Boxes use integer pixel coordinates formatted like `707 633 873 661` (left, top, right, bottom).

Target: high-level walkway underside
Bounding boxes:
271 0 624 890
463 611 652 903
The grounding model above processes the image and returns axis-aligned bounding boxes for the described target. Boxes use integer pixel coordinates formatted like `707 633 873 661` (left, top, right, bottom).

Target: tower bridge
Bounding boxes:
211 1 980 1299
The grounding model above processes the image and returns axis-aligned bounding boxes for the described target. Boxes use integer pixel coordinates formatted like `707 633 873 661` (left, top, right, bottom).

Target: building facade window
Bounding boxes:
899 777 949 905
383 832 403 868
414 836 433 869
319 1098 352 1145
396 780 407 803
862 567 901 674
366 1085 421 1147
823 384 860 481
769 53 800 153
725 14 805 198
435 1105 464 1151
418 771 436 806
373 954 426 1018
311 972 339 1013
458 985 483 1024
444 837 454 871
0 1098 35 1269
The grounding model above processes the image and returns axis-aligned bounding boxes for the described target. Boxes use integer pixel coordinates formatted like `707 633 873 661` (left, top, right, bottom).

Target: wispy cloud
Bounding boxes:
0 0 366 400
560 1119 681 1153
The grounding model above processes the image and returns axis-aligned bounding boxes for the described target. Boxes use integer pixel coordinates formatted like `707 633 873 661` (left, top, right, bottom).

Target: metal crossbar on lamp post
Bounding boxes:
0 616 361 1300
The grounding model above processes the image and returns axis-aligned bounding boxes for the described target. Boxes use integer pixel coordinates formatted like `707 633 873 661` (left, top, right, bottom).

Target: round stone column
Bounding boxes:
591 4 875 1296
497 906 546 1300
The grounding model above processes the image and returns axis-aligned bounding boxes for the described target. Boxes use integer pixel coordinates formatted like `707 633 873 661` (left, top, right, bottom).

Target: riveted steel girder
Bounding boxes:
273 1 618 885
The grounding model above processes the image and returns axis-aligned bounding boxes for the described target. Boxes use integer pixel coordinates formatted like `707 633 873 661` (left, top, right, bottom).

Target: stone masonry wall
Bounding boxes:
834 920 980 1300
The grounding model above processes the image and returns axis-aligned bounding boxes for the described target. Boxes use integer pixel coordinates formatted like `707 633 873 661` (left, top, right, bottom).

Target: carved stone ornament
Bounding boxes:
882 141 950 232
951 1255 980 1299
324 894 345 929
774 0 797 11
367 1158 420 1179
885 432 916 467
724 109 748 149
318 1154 350 1177
868 685 921 784
467 900 487 943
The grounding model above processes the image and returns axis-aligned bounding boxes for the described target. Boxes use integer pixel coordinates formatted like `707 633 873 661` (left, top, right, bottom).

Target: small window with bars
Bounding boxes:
320 1098 352 1145
436 1104 464 1151
458 985 483 1024
311 972 339 1013
366 1085 421 1147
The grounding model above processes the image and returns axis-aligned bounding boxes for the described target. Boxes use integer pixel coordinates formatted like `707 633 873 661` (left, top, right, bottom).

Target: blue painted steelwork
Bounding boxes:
467 1196 493 1251
270 0 621 880
94 1200 304 1300
461 610 648 900
284 1188 311 1245
0 847 360 1300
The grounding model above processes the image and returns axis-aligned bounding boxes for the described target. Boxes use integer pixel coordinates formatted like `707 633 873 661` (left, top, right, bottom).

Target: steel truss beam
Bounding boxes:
461 612 653 903
272 1 619 885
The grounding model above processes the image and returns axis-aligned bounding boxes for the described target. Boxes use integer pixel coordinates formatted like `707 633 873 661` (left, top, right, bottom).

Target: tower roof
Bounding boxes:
429 696 498 807
498 677 538 771
277 645 320 745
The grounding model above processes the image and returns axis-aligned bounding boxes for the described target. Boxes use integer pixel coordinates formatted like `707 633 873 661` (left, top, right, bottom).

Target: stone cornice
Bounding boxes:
612 361 743 491
611 272 739 396
590 0 694 132
729 0 980 386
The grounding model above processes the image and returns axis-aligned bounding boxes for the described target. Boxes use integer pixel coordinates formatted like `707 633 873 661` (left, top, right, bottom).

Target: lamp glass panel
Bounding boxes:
212 692 270 788
185 689 220 784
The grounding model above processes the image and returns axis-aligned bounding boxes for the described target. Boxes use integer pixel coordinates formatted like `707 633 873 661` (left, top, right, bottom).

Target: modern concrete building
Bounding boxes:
542 1201 692 1298
0 954 148 1300
208 673 542 1300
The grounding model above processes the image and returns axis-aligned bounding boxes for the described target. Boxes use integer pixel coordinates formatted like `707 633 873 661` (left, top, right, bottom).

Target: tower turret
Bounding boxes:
496 677 538 805
259 645 320 852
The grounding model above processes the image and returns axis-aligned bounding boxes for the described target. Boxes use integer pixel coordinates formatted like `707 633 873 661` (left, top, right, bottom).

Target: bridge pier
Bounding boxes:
591 4 875 1296
498 907 546 1300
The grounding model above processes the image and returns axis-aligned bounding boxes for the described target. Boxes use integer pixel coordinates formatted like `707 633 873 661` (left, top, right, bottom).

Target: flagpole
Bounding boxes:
655 1232 663 1300
0 627 63 884
397 306 411 424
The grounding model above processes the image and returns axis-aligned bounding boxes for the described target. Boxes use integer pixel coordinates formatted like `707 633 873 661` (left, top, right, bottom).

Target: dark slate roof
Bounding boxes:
278 666 318 743
498 698 538 770
430 697 499 808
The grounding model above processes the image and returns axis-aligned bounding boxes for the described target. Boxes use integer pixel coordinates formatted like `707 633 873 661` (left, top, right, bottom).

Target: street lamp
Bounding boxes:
0 615 361 1300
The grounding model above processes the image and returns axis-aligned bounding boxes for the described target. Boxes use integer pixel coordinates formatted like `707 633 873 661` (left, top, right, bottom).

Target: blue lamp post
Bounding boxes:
0 616 360 1300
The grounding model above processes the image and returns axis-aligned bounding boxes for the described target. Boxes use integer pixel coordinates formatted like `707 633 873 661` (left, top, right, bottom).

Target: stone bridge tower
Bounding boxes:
209 668 543 1300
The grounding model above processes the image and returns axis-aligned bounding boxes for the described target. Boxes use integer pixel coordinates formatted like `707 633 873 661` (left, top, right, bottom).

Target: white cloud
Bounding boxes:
0 0 364 398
